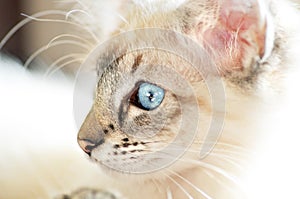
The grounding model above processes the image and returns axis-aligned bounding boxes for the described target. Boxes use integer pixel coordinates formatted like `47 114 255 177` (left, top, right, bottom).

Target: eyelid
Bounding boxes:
129 86 140 107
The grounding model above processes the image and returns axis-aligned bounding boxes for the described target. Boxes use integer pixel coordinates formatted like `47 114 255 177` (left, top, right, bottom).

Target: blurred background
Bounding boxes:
0 0 25 60
0 0 85 72
0 0 56 62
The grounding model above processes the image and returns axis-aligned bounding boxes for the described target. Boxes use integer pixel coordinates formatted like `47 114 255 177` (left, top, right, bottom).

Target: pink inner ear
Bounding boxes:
220 0 262 31
201 0 266 73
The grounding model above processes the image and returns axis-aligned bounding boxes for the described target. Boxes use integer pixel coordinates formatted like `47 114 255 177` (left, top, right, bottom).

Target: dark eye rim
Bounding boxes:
129 81 165 111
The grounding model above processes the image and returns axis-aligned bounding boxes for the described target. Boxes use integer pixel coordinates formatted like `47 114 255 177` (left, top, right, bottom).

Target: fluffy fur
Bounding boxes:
0 0 300 198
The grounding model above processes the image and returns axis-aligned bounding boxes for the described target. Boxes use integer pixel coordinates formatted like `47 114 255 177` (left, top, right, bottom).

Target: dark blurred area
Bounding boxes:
0 0 82 71
0 0 25 61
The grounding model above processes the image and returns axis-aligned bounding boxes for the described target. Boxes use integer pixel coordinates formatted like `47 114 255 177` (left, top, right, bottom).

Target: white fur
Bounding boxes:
0 0 300 198
0 56 115 198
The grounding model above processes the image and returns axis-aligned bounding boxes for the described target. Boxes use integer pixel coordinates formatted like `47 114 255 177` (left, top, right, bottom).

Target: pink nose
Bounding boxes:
78 139 96 155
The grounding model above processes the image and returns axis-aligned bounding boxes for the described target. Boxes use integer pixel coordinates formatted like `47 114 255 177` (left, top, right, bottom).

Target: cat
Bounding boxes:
0 0 300 199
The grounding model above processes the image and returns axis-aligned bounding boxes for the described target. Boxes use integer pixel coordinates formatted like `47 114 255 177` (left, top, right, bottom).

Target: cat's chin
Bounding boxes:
89 153 190 182
92 161 164 182
90 157 172 177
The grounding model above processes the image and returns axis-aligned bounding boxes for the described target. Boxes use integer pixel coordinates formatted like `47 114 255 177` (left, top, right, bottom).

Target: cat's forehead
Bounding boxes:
101 49 203 84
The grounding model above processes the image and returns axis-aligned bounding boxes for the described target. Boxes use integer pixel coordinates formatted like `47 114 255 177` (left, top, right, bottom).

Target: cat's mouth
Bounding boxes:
88 139 185 174
90 142 155 173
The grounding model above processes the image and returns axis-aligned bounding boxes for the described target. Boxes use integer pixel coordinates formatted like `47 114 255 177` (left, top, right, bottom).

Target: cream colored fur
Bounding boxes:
0 0 300 198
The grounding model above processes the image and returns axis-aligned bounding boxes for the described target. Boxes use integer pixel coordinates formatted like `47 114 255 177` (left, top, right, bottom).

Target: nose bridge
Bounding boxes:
77 107 105 153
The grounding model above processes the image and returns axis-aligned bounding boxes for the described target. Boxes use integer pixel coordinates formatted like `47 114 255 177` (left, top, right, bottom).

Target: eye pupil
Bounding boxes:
147 92 155 101
137 83 165 110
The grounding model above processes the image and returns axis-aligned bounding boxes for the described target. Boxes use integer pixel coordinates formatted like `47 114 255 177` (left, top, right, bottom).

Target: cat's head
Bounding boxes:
76 39 213 173
76 0 290 177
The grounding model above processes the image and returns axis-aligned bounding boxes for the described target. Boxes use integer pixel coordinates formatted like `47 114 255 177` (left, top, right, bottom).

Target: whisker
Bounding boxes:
114 12 129 25
167 187 173 199
24 40 88 69
65 9 94 20
161 172 194 199
0 10 71 50
45 58 84 77
47 34 93 49
20 12 99 42
179 159 244 190
148 151 245 197
194 141 251 154
164 147 245 171
44 53 85 76
212 149 251 158
147 139 252 156
184 146 245 160
64 0 95 20
149 178 164 195
158 143 250 160
165 169 213 199
139 141 251 171
210 154 245 171
150 152 243 191
74 0 90 11
202 170 237 195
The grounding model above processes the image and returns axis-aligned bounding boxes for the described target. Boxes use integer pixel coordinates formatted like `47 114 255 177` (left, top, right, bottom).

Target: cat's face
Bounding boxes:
77 0 285 178
77 44 215 173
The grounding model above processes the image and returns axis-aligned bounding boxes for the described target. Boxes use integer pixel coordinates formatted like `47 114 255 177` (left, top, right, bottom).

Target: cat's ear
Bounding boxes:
181 0 274 73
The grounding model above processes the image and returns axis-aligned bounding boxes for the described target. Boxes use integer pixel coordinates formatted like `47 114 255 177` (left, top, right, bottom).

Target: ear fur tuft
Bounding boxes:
182 0 271 74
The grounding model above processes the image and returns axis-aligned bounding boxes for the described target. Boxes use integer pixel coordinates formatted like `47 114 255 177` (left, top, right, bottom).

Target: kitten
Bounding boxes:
74 0 300 198
0 0 299 199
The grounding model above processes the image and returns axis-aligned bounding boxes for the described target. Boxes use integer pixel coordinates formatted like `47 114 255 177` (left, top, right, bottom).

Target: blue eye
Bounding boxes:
134 83 165 111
